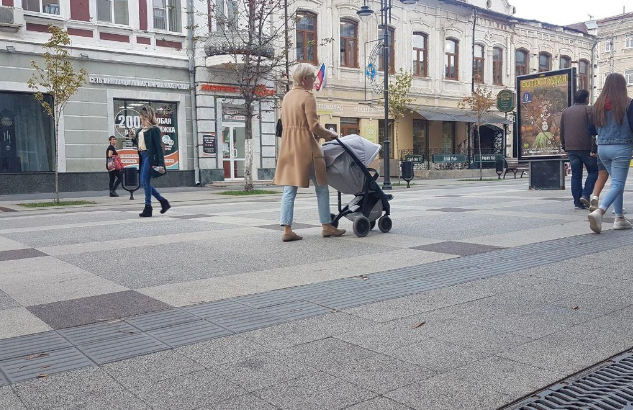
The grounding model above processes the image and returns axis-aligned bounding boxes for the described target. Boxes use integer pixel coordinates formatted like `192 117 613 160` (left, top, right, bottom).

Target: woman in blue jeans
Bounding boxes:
132 105 170 218
588 73 633 233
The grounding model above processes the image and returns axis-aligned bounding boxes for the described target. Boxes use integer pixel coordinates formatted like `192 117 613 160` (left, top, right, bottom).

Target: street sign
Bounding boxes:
404 155 424 163
497 89 516 112
473 154 504 162
433 154 467 163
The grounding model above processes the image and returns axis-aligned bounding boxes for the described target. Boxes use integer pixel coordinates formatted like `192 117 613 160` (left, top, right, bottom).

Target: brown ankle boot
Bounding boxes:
322 224 345 237
282 232 303 242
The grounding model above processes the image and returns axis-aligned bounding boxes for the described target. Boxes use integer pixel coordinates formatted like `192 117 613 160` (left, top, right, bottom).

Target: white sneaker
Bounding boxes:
588 210 603 233
612 208 628 214
614 218 633 230
589 196 599 212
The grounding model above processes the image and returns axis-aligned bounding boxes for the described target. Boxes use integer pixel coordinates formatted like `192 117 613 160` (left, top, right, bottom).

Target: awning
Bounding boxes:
414 106 513 125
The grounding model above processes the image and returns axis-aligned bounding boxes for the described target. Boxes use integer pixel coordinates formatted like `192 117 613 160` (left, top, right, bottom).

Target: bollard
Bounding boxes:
122 167 140 200
400 161 414 188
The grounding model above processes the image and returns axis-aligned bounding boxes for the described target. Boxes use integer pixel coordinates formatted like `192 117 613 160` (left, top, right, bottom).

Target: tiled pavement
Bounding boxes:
1 180 633 409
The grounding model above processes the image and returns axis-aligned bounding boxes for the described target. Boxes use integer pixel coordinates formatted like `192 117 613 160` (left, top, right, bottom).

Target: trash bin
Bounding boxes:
400 161 414 188
122 167 140 200
495 159 504 179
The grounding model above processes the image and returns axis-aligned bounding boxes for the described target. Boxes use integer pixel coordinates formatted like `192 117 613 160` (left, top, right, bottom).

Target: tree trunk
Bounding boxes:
477 124 483 181
54 119 60 203
243 103 254 191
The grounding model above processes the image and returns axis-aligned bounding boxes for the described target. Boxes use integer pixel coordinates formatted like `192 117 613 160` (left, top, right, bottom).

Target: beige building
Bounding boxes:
592 12 633 96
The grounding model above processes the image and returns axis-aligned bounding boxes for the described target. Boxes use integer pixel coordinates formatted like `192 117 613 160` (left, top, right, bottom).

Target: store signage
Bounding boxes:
202 133 216 156
473 154 504 162
90 76 189 90
200 83 275 96
404 155 424 163
496 89 516 113
433 154 467 163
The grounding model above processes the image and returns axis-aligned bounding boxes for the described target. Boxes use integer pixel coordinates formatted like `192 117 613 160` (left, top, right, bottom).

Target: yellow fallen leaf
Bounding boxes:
413 321 426 328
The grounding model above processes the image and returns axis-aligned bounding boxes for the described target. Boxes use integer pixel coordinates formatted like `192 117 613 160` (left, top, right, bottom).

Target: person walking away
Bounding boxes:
587 73 633 233
106 136 122 197
273 63 345 242
560 90 597 210
132 105 170 218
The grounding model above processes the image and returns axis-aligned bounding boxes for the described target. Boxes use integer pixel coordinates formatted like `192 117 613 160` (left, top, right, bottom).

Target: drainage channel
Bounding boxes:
506 349 633 410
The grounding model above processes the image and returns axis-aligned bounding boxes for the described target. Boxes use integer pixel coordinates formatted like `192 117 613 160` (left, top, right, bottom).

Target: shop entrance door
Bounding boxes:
222 123 246 180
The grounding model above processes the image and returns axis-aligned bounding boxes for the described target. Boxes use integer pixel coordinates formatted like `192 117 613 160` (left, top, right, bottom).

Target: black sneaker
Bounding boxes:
579 196 590 208
574 204 588 211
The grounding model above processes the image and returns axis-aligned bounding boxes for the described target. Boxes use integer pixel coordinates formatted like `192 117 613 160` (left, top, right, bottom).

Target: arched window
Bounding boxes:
515 48 528 76
493 47 503 85
539 52 551 72
296 12 317 64
379 26 395 74
445 38 459 80
578 59 590 90
412 32 428 77
560 55 571 69
340 19 358 68
473 44 484 83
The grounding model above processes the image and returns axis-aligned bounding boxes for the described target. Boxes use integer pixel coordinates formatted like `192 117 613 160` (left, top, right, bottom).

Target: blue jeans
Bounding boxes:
597 144 633 217
280 172 332 226
567 150 598 206
140 151 164 206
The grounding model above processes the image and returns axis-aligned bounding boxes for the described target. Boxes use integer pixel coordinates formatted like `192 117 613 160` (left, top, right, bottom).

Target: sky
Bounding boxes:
508 0 632 26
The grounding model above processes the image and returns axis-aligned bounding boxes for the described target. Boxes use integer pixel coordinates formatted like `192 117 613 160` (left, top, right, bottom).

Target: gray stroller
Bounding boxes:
322 134 393 237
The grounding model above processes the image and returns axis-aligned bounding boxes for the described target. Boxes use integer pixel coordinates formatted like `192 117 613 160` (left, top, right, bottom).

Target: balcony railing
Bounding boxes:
204 29 275 59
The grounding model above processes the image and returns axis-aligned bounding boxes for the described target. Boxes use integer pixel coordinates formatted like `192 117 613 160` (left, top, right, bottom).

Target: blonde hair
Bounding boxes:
292 63 316 86
140 105 158 126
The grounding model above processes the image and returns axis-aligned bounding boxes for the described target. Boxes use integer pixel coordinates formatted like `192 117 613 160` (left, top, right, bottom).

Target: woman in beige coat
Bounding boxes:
273 64 346 242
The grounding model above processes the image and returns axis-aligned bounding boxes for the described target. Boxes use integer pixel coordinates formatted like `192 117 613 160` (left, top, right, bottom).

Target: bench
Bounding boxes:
503 158 529 179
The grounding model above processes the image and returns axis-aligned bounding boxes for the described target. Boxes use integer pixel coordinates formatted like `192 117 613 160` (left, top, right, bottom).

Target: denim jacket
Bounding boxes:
595 99 633 145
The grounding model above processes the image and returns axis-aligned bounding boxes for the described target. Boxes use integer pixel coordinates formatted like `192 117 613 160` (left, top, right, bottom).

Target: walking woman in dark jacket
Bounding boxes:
133 105 170 217
106 136 122 197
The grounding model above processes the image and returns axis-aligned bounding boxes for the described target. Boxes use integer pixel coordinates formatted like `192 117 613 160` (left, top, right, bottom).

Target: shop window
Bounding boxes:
578 59 590 90
297 11 318 64
441 122 455 153
515 49 528 76
113 99 180 169
378 26 395 74
412 32 428 77
560 55 571 69
445 38 459 80
493 47 503 85
538 52 551 72
473 44 484 83
340 118 359 136
378 119 394 159
23 0 60 14
97 0 129 24
0 92 55 173
340 19 358 68
412 119 428 155
153 0 181 32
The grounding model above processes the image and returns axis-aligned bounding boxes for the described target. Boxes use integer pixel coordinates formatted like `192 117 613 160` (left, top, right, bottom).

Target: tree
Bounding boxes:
379 68 414 158
206 0 295 191
458 83 496 181
28 25 88 202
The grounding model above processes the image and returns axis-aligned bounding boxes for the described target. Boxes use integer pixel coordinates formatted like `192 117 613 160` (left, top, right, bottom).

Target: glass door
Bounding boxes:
222 123 246 180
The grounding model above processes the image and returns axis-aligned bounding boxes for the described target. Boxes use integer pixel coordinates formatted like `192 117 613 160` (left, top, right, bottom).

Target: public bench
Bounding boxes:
503 158 529 179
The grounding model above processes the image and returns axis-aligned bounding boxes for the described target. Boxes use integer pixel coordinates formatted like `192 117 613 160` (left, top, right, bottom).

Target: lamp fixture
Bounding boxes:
6 45 15 52
356 2 374 21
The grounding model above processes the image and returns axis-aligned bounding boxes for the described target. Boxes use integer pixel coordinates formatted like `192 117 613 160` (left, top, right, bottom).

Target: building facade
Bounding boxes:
592 12 633 96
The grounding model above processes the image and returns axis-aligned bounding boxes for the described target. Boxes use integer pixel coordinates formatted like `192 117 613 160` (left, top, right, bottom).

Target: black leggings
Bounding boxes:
109 170 122 192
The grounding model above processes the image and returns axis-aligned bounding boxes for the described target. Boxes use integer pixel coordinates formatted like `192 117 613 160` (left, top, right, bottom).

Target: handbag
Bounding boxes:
106 157 116 172
114 156 124 171
275 118 283 137
151 165 167 178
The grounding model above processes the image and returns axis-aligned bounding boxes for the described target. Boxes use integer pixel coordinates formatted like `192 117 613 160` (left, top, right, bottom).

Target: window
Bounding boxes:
213 0 238 31
412 119 428 155
560 55 571 69
340 118 359 136
626 70 633 85
493 47 503 85
473 44 484 83
412 32 428 77
0 92 55 173
445 38 459 80
297 12 318 64
340 19 358 68
153 0 181 32
605 39 614 52
97 0 129 24
379 26 395 73
578 59 590 90
538 52 551 72
23 0 60 14
515 49 528 76
627 35 633 49
442 122 455 153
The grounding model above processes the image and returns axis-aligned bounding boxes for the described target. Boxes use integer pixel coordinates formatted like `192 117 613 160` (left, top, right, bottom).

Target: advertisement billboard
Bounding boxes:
516 68 575 160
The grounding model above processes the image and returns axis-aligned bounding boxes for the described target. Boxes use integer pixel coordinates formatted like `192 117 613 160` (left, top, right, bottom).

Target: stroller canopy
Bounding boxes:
322 134 381 195
323 134 381 167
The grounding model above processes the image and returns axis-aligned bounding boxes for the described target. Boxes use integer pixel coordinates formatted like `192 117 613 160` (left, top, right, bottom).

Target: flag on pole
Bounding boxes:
315 63 326 92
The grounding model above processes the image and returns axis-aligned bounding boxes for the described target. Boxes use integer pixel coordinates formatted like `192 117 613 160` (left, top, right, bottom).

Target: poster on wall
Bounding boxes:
113 100 179 169
202 133 216 157
516 68 575 160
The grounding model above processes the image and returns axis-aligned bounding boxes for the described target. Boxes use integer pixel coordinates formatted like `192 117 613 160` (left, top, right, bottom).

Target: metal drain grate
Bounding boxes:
514 351 633 410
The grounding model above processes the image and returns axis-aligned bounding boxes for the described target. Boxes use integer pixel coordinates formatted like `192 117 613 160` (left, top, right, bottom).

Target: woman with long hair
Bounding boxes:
588 73 633 233
132 105 170 217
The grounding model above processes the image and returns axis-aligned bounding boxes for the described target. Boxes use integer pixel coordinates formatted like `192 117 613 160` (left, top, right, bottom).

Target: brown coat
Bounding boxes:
273 87 334 188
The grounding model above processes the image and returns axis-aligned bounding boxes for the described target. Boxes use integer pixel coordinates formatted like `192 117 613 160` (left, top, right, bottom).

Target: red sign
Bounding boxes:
200 83 275 96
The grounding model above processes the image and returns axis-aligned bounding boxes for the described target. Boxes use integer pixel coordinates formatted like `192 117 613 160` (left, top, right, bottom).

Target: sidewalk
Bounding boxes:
1 177 632 409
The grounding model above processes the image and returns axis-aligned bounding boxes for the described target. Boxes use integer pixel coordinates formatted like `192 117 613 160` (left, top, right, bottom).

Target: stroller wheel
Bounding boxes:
378 215 392 233
353 216 371 237
370 220 376 230
330 213 339 228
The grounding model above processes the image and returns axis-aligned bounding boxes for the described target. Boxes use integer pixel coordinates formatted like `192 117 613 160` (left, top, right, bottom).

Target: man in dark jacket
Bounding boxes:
560 90 597 210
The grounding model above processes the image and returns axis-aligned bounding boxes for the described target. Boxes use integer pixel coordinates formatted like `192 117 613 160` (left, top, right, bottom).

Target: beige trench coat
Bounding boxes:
273 87 334 188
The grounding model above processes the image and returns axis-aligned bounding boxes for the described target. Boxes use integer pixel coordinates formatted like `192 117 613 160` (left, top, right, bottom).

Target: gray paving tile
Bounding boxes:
184 299 257 319
28 291 171 329
169 214 216 219
148 320 233 347
0 331 71 361
0 290 19 311
78 333 169 365
0 370 7 387
209 310 289 333
389 337 493 372
257 223 318 230
207 394 280 410
0 347 94 383
426 208 475 212
134 369 246 410
0 386 26 409
175 334 272 367
334 321 432 354
261 300 333 320
57 321 140 345
125 309 202 331
252 371 378 410
0 248 47 262
346 397 414 410
232 290 298 309
411 241 505 256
